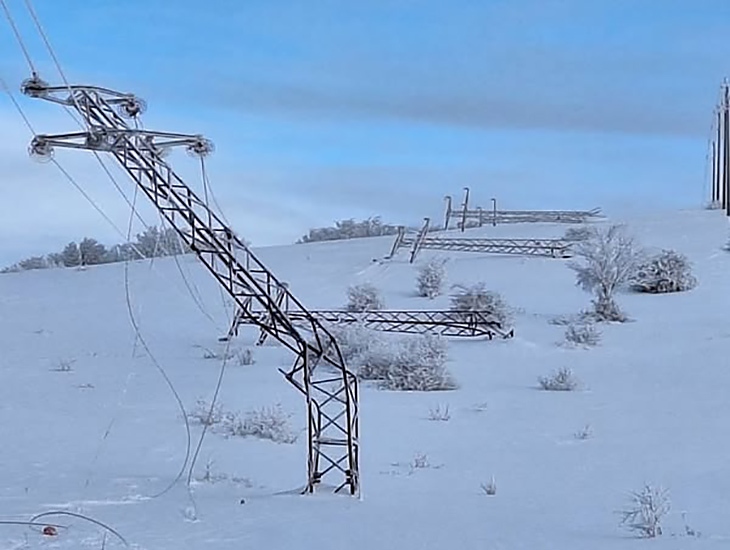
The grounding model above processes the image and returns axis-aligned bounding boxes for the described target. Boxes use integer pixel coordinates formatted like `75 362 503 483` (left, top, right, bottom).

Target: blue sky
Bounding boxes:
0 0 728 264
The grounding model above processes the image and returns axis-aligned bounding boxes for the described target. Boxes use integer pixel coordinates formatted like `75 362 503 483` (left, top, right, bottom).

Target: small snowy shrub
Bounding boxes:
538 367 580 391
416 257 447 298
224 404 297 444
201 346 235 361
450 282 510 325
568 225 642 322
631 249 697 294
481 476 497 495
427 404 451 421
563 226 595 242
190 400 297 443
618 485 670 538
236 348 255 366
564 322 601 347
189 398 224 426
359 334 457 391
411 453 430 469
52 359 75 372
346 282 384 312
574 424 593 440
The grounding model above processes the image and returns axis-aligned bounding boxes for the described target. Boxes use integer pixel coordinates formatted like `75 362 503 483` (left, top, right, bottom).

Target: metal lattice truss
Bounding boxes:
444 189 602 230
226 307 515 343
22 78 359 495
388 218 573 263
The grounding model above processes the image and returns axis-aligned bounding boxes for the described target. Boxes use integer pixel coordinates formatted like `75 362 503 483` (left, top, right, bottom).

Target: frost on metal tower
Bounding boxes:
21 76 360 495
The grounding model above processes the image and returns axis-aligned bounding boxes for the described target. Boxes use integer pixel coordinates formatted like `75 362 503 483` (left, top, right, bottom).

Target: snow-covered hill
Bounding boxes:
1 209 730 549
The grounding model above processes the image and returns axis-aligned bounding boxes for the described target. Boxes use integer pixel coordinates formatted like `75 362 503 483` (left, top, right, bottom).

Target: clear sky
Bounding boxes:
0 0 728 265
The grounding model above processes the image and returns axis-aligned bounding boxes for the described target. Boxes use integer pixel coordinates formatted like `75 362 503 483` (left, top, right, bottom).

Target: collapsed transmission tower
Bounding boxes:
21 77 360 495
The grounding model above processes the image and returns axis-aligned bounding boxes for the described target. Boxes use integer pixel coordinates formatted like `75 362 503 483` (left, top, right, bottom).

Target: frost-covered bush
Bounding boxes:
563 226 595 242
329 323 378 363
189 398 224 426
564 322 601 347
189 400 297 443
538 367 580 391
618 485 670 538
631 249 697 294
236 348 255 366
346 283 384 312
224 404 297 444
416 257 447 299
568 225 643 322
358 334 457 391
450 283 510 325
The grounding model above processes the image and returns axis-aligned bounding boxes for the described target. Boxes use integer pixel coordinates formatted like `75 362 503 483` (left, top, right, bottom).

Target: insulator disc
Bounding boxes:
21 75 49 98
28 139 54 163
186 137 215 158
118 96 147 119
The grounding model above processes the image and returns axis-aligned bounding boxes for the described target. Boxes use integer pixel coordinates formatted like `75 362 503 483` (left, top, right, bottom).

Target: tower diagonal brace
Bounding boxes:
23 79 359 496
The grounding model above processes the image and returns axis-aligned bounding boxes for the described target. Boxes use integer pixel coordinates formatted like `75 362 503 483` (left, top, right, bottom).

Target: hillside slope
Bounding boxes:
1 209 729 550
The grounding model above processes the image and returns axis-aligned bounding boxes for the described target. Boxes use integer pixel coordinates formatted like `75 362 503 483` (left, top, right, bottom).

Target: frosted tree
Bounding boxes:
416 257 447 299
568 224 642 322
60 242 82 267
78 238 108 265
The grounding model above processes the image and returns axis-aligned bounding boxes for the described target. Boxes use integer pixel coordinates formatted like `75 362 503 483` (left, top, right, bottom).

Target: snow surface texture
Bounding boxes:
1 209 730 549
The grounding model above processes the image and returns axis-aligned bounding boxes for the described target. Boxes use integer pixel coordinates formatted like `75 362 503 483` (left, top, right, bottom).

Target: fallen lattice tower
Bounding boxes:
444 189 602 230
22 77 359 495
388 218 574 263
226 308 515 343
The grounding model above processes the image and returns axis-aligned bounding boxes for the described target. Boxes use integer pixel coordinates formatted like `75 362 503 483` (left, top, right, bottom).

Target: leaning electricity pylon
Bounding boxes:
22 77 359 495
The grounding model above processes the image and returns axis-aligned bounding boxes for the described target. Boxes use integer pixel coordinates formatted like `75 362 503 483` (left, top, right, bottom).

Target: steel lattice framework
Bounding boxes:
443 192 602 230
22 78 359 495
387 218 573 263
227 308 515 343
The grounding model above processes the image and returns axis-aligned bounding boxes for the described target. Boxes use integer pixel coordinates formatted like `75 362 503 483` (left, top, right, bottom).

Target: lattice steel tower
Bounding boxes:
22 77 360 495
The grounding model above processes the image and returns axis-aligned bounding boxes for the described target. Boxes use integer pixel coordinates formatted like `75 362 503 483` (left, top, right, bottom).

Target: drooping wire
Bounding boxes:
29 511 129 548
3 75 193 500
0 0 37 76
124 185 192 499
186 332 233 486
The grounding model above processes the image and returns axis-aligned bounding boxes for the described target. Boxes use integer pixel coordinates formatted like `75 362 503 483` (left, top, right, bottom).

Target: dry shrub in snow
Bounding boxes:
481 476 497 495
564 322 601 347
190 400 297 443
538 367 580 391
358 334 457 391
236 348 255 366
416 257 447 299
225 404 297 444
618 485 670 538
189 398 224 426
346 282 384 312
568 224 642 322
427 404 451 421
329 323 377 364
631 249 697 294
450 282 510 325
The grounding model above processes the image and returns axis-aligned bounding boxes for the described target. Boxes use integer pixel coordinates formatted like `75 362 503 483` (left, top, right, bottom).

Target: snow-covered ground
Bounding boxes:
1 209 730 549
